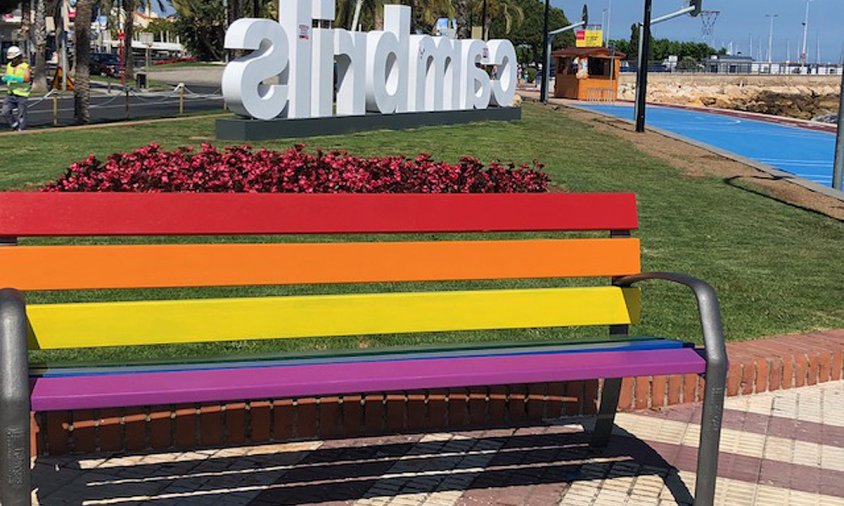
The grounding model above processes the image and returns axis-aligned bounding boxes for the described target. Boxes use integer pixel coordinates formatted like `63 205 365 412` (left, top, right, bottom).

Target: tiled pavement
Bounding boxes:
32 381 844 505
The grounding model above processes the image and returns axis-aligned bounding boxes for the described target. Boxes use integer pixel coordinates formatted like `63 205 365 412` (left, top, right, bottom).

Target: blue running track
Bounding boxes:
576 104 837 188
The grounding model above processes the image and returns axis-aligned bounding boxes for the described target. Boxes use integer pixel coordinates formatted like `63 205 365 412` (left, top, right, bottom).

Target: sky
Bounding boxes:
554 0 844 63
156 0 843 64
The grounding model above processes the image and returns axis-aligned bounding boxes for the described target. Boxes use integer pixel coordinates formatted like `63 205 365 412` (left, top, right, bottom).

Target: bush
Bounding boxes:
526 67 537 83
42 144 550 194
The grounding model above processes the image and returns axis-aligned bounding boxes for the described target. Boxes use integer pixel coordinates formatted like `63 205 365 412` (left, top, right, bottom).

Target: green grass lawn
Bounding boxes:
2 102 842 366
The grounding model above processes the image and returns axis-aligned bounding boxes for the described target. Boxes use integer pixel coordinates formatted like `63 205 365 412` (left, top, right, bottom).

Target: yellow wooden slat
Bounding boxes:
26 287 641 350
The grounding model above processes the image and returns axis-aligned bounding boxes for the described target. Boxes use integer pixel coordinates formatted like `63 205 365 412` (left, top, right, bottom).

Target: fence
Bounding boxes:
13 84 224 129
620 60 843 76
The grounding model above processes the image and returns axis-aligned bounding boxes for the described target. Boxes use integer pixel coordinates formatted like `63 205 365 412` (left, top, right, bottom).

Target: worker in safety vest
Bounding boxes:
2 46 31 131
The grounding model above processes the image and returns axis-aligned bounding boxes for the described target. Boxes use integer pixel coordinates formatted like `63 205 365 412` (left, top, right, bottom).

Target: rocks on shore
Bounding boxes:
617 78 840 122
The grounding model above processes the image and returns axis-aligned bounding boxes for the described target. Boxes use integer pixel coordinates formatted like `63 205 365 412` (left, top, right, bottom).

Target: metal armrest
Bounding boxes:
613 272 727 374
613 273 726 506
0 287 30 505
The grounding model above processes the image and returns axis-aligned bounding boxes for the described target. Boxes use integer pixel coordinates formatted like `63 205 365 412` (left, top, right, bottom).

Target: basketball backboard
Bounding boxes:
689 0 703 17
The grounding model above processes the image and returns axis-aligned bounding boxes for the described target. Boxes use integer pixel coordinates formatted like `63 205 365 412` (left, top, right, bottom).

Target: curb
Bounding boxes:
30 329 844 456
0 112 229 137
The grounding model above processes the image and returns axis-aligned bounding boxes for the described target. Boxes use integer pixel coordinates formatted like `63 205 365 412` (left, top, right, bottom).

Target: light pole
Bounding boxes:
834 62 844 190
607 0 614 99
633 0 698 131
539 0 550 103
766 14 778 65
801 0 812 72
634 0 653 132
482 0 488 39
601 9 607 45
541 5 588 103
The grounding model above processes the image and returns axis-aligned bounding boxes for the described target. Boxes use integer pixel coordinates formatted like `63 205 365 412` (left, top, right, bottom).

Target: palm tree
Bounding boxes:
32 0 47 92
475 0 523 36
97 0 169 77
19 0 31 57
409 0 454 33
74 0 93 123
334 0 453 33
124 0 136 80
454 0 471 38
227 0 243 23
171 0 227 60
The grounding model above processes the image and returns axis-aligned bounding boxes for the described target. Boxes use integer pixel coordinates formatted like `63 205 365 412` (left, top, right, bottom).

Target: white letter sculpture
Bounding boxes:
222 19 289 120
223 2 518 120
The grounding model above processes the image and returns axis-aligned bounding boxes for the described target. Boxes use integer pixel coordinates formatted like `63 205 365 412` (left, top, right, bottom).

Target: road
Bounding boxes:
4 85 224 130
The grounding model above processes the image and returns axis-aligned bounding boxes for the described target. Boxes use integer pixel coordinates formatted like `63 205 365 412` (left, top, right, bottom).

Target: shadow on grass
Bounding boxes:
723 174 844 222
33 424 694 505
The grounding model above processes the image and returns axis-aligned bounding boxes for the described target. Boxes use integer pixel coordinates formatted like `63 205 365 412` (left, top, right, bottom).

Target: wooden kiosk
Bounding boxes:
551 47 625 101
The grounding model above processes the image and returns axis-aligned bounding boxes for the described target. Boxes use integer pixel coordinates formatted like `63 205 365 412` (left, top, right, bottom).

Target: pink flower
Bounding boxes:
41 145 550 194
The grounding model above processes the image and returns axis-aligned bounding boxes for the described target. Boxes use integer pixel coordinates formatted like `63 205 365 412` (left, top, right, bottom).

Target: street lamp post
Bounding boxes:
766 14 778 65
481 0 488 39
540 6 588 104
539 0 550 103
801 0 812 73
834 68 844 190
601 9 607 45
632 0 697 132
634 0 653 132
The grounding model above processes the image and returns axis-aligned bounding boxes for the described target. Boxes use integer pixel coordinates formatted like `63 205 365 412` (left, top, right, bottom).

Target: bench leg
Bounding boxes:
590 377 622 448
0 288 31 506
694 367 727 506
592 320 628 448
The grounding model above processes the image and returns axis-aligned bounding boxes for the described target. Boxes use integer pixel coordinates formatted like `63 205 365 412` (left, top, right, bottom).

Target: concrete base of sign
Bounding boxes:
216 107 522 141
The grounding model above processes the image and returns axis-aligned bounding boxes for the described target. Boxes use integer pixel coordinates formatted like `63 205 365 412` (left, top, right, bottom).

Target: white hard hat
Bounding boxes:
6 46 22 59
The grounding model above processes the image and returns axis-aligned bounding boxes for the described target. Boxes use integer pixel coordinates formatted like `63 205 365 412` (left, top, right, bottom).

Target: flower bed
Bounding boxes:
42 144 550 193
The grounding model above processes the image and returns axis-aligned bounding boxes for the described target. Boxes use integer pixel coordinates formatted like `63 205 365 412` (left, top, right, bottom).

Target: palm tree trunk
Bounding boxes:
373 2 384 30
19 0 32 54
124 0 136 80
53 0 67 78
74 0 93 124
32 0 47 92
409 0 419 33
229 0 242 22
455 0 471 39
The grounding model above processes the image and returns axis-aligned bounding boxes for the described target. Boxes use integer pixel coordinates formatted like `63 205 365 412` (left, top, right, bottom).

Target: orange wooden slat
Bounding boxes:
0 239 640 291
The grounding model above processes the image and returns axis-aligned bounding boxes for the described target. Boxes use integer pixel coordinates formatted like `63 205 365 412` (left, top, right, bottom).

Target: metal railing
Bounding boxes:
619 60 843 76
4 83 225 129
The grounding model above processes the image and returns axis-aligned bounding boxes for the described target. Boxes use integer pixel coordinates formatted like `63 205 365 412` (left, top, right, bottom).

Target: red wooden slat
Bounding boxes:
0 193 638 236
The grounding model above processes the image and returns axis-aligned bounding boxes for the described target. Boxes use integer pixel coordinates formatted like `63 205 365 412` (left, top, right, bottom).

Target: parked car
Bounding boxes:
90 52 121 77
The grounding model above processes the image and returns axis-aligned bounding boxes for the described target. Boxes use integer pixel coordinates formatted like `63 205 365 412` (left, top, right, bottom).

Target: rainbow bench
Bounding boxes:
0 192 726 506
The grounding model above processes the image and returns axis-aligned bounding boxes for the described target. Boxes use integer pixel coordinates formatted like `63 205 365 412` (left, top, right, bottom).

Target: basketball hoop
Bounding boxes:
700 11 719 44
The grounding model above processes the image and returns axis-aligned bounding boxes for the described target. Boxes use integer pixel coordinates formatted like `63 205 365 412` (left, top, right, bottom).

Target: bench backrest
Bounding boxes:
0 192 640 353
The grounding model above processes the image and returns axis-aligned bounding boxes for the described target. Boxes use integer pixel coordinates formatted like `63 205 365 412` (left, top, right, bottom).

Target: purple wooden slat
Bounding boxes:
30 348 705 411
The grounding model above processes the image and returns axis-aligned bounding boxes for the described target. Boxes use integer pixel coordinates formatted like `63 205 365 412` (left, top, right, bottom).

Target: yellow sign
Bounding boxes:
576 29 603 48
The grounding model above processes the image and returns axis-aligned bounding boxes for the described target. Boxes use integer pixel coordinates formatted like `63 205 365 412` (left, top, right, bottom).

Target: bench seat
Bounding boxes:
30 340 705 411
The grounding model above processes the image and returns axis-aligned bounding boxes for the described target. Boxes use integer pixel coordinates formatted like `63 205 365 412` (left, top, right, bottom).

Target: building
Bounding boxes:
551 47 626 101
706 55 754 74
